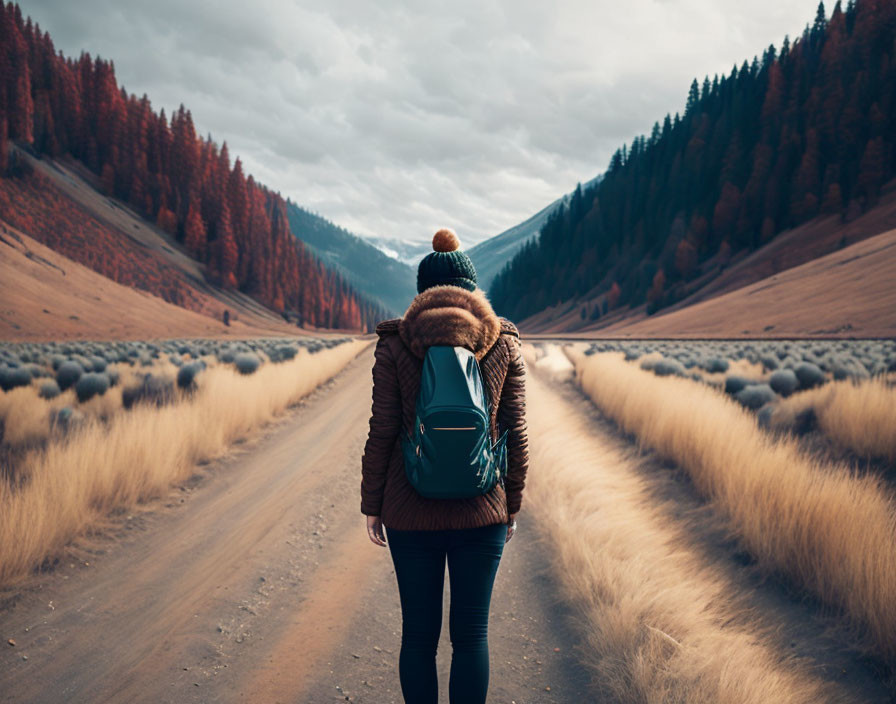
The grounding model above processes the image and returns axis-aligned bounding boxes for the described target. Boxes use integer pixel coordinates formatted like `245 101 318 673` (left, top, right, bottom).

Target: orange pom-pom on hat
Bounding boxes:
432 228 460 252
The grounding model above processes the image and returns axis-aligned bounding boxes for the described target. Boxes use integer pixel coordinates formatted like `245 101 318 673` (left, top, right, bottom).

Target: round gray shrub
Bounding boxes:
769 369 799 397
652 358 685 377
831 359 869 381
89 356 107 373
39 379 61 399
794 362 825 389
56 361 85 391
23 363 50 379
0 366 32 391
122 374 176 410
72 355 92 372
735 384 778 410
234 353 261 375
759 355 779 371
724 375 754 395
703 357 729 373
75 373 111 402
271 345 298 363
177 361 205 390
219 347 237 363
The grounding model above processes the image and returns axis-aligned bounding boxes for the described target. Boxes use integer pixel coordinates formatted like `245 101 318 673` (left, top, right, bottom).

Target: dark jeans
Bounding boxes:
385 522 506 704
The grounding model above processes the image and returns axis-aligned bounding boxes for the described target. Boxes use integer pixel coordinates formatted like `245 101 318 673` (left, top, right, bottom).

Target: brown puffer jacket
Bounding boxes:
360 284 528 531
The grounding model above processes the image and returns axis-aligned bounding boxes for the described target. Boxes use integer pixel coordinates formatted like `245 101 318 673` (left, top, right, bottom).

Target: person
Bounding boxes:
360 227 529 704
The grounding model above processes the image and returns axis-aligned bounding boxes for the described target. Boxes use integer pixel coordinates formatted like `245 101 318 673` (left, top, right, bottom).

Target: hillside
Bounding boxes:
0 2 387 333
0 224 311 342
603 227 896 338
0 150 358 341
523 226 896 339
490 0 896 332
521 176 896 337
285 200 416 316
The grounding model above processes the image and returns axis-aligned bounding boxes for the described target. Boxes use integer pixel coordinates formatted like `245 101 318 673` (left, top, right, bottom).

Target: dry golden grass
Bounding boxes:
0 360 184 454
771 378 896 462
0 385 52 448
521 348 855 703
565 347 896 664
0 340 368 585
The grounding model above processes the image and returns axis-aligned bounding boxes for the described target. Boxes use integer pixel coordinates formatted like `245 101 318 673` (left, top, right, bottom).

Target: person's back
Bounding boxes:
361 227 529 704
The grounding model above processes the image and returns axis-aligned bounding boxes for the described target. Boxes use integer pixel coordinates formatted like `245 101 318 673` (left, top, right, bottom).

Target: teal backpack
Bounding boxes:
402 345 509 499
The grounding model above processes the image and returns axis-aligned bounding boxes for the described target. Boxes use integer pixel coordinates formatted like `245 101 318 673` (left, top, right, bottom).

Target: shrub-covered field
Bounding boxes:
564 342 896 672
582 339 896 463
0 336 363 585
584 339 896 389
0 337 351 478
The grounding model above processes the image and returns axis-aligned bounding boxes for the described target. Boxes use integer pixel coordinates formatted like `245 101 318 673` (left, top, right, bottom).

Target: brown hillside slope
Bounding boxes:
1 150 365 339
0 225 310 342
600 228 896 338
522 182 896 337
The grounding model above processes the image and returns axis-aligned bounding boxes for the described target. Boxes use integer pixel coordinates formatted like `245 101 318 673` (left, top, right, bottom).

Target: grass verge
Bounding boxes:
565 347 896 665
522 349 857 703
0 340 368 585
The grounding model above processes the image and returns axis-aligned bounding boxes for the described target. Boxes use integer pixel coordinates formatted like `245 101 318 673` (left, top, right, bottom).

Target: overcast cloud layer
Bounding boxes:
23 0 821 248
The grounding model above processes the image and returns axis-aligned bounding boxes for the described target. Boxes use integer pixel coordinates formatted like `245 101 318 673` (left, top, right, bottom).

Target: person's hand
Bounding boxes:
505 513 518 543
367 515 387 547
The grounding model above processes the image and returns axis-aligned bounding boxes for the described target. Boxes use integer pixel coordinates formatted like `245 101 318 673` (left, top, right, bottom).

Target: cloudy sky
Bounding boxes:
24 0 822 250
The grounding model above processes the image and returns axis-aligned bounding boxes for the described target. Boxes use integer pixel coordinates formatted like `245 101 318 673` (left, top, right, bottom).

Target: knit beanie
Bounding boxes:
416 228 478 294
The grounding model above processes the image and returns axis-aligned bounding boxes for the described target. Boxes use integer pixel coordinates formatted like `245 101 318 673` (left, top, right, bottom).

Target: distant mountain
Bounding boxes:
490 0 896 327
363 234 433 267
468 175 602 291
285 201 417 316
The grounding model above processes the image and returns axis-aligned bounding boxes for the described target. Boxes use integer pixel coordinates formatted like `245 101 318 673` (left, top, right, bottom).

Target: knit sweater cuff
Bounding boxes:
361 498 382 516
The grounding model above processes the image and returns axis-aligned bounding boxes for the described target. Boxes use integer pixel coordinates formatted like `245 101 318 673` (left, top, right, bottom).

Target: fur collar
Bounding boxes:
379 285 504 361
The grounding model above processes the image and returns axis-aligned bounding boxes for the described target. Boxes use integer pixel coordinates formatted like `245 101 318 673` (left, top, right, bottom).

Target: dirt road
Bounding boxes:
0 343 591 704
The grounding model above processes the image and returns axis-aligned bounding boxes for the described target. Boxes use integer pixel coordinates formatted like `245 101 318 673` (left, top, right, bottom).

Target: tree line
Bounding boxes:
0 2 388 331
490 0 895 321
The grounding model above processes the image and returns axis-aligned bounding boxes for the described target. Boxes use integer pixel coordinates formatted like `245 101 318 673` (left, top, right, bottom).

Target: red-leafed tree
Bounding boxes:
183 198 206 259
215 200 239 289
0 1 388 330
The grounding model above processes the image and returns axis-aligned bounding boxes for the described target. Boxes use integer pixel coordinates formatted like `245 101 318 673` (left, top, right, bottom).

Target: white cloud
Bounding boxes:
23 0 821 248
